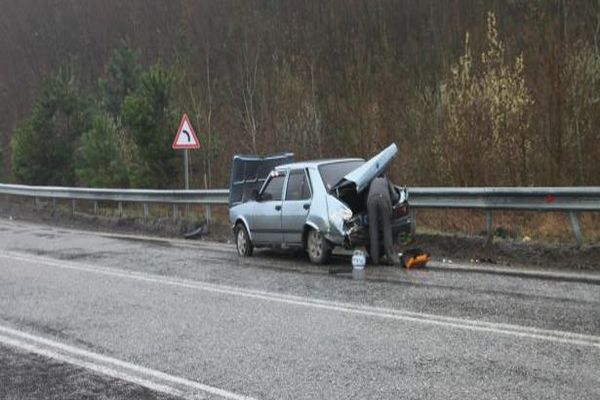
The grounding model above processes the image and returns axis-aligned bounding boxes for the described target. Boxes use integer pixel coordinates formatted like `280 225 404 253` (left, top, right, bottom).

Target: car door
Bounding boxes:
281 169 312 245
251 171 286 244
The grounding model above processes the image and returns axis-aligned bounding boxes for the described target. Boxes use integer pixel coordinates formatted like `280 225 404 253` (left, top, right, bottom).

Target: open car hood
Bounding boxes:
229 152 294 207
336 143 398 193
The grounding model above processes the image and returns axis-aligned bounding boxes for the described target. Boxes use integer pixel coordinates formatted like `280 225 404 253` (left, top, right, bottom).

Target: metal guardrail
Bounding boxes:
408 187 600 211
0 184 229 204
407 187 600 246
1 183 598 245
0 183 228 222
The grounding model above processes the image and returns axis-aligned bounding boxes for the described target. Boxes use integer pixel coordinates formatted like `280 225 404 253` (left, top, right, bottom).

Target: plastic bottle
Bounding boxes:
352 250 366 280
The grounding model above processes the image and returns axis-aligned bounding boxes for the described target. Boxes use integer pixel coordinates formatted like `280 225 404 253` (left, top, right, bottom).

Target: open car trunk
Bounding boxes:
327 144 409 243
336 184 370 215
340 183 410 248
337 182 408 224
333 143 398 194
331 143 400 215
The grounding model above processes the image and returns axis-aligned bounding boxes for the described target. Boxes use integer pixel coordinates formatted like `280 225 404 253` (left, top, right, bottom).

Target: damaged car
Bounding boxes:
228 143 410 264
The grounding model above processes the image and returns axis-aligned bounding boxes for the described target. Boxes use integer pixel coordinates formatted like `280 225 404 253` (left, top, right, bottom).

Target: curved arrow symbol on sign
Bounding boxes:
182 129 191 142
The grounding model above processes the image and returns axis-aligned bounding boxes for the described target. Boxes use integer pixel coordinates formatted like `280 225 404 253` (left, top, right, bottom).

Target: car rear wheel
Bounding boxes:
235 223 253 257
306 229 331 264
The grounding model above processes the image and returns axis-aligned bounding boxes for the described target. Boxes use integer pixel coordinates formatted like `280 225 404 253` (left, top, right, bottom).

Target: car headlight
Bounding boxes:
329 207 353 233
399 187 407 203
330 208 352 222
341 208 353 221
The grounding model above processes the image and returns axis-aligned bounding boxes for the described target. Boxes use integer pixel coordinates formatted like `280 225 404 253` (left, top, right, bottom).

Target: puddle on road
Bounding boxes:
109 236 175 248
32 232 58 239
8 247 123 262
59 252 118 261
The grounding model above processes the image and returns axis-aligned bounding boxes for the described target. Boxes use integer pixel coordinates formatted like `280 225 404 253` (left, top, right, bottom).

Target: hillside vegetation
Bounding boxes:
1 0 599 188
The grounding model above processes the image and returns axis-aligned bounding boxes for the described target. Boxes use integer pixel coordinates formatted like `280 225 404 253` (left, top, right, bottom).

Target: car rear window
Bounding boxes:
318 160 365 190
286 170 311 201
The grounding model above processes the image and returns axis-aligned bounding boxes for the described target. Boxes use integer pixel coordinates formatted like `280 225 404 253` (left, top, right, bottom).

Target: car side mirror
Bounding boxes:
251 189 260 201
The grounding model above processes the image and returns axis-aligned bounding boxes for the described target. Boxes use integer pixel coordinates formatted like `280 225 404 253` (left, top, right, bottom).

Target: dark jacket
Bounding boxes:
367 177 399 205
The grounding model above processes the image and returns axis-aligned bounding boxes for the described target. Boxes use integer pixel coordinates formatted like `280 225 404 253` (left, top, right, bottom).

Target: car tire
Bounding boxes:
235 223 253 257
306 229 331 264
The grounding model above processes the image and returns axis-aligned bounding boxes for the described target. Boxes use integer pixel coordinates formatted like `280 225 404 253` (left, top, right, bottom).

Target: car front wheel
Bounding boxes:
306 229 331 264
235 223 253 257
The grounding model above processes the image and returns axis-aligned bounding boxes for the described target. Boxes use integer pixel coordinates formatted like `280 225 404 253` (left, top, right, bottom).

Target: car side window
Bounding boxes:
261 174 285 201
286 170 311 201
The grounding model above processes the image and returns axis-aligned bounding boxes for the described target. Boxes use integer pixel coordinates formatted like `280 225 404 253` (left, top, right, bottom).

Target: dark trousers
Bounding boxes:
367 195 394 265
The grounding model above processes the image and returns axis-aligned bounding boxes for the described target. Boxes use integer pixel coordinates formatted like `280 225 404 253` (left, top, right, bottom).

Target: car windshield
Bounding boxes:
318 160 365 190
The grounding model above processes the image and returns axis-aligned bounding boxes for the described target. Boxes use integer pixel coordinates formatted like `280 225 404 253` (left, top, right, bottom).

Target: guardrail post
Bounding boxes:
93 201 98 215
568 211 584 246
72 199 76 214
172 204 178 221
34 197 39 209
409 208 416 236
118 202 123 217
486 210 493 245
143 203 149 219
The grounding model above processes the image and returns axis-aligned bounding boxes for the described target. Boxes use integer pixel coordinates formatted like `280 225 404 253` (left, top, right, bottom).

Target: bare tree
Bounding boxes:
237 39 261 154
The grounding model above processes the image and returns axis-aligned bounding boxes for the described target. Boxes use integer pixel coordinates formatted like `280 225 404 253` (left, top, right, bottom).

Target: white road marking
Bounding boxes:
0 326 257 400
2 250 600 350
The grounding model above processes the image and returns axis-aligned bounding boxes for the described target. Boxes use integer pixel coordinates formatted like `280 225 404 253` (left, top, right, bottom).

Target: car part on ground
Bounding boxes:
401 248 430 269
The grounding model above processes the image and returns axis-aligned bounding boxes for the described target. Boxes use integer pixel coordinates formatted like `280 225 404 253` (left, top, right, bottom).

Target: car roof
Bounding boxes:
274 158 364 171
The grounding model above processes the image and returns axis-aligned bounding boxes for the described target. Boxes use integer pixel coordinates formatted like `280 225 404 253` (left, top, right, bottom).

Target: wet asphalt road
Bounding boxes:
0 344 182 400
0 219 599 399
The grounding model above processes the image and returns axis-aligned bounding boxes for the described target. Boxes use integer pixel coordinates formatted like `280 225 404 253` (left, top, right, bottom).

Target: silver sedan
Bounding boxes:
229 144 410 264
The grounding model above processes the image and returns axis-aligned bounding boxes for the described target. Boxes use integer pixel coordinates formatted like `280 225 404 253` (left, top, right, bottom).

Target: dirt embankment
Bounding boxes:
410 234 600 271
1 196 598 271
0 197 233 242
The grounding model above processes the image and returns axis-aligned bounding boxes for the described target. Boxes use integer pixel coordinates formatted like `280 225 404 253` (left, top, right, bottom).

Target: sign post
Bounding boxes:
172 113 200 191
184 149 189 189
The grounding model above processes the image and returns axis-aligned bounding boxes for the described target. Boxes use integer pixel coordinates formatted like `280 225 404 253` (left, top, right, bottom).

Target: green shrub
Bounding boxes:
11 68 88 185
122 65 178 188
76 113 129 187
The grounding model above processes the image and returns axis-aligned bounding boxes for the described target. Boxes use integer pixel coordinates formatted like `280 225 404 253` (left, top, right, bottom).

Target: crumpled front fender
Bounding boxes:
324 195 353 245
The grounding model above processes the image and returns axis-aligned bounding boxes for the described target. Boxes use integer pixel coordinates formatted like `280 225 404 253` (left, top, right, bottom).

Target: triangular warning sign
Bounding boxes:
172 113 200 149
